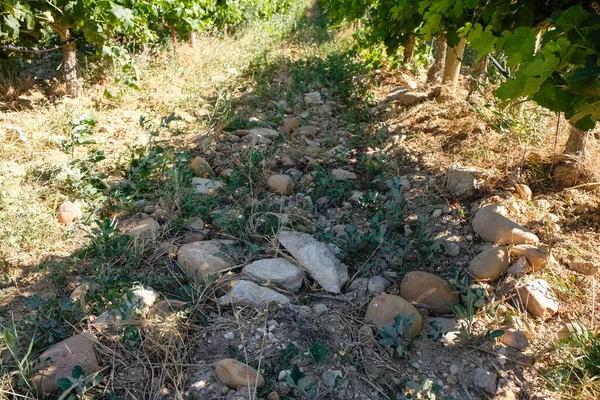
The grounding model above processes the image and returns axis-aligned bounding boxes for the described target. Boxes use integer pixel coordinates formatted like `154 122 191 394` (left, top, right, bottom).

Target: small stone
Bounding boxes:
511 244 553 271
432 209 443 218
514 184 532 201
267 392 280 400
57 201 82 225
282 157 296 167
444 242 460 257
365 294 422 338
230 129 250 137
152 208 169 223
220 169 233 178
472 204 539 245
192 178 222 194
297 305 311 321
278 370 288 381
473 368 497 395
224 332 235 340
446 167 477 197
185 217 205 231
282 118 300 134
506 256 532 278
267 174 294 195
181 233 207 244
132 287 158 307
190 156 215 178
313 303 329 316
218 280 290 308
555 322 588 341
147 299 188 319
368 276 391 295
446 374 458 385
517 279 559 320
468 246 510 281
177 240 235 278
297 126 318 138
126 218 160 241
400 271 458 315
450 364 459 374
499 328 529 351
331 169 357 181
304 92 323 105
215 358 265 389
31 334 99 394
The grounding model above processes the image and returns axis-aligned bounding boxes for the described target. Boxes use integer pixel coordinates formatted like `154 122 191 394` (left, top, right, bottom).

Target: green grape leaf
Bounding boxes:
495 75 527 103
3 14 21 36
467 23 496 60
521 54 561 96
555 6 589 31
498 27 537 68
565 55 600 96
570 101 600 127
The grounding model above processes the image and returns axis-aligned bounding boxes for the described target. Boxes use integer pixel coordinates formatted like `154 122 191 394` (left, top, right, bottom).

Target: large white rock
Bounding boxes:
192 178 222 194
177 240 235 279
276 231 348 293
218 280 290 308
241 258 303 292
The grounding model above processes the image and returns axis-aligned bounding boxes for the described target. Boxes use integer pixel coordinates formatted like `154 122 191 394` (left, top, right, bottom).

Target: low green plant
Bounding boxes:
396 378 452 400
55 113 97 157
546 329 600 397
447 273 485 336
57 365 104 400
378 313 417 358
286 365 319 400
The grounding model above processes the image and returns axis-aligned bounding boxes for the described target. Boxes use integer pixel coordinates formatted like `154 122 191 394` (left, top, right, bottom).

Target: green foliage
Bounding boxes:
547 328 600 396
57 365 103 400
378 313 417 358
286 365 320 400
309 341 328 363
447 273 485 335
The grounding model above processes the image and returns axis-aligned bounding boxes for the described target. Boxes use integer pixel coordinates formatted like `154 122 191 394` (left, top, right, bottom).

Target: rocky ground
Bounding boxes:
1 3 600 400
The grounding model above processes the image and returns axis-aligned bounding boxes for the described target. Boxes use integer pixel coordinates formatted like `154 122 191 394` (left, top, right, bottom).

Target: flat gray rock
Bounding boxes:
276 231 348 293
241 258 303 292
192 178 222 194
218 280 290 308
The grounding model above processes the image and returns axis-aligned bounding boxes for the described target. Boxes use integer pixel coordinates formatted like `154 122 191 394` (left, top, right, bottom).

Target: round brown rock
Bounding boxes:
57 201 82 225
215 358 265 389
365 294 422 338
499 327 529 351
401 271 457 315
282 118 300 134
32 334 100 394
190 156 215 178
472 204 539 245
468 246 510 281
267 174 294 195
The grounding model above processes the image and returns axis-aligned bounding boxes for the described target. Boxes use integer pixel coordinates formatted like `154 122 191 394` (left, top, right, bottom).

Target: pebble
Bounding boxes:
473 368 497 395
499 328 529 351
368 276 391 295
432 209 443 218
446 374 458 385
224 332 234 340
313 303 329 316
